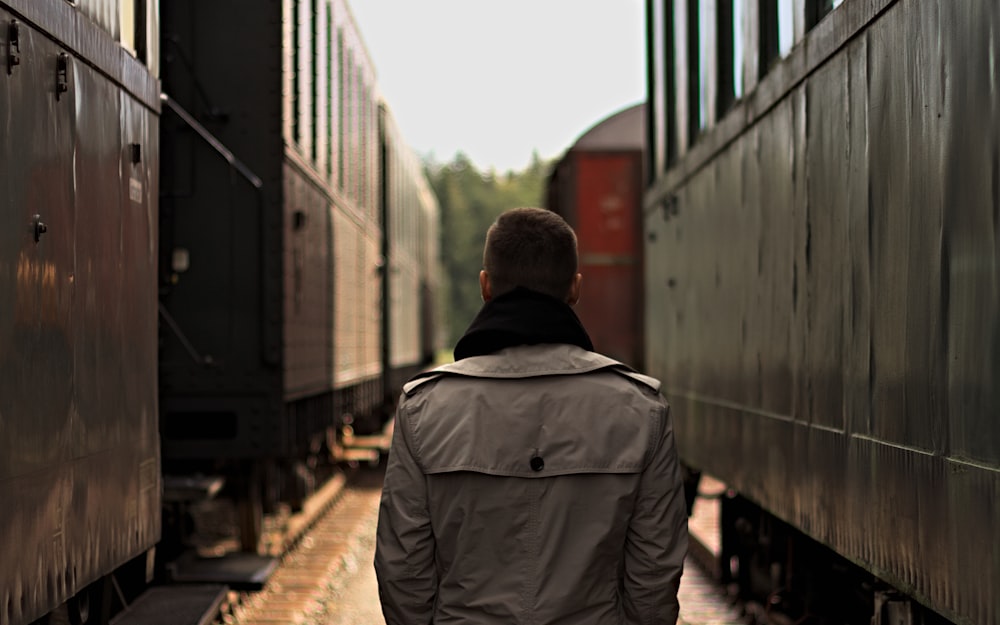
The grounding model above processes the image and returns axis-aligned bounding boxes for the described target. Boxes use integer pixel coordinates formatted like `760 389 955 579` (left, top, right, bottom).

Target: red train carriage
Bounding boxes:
547 103 646 368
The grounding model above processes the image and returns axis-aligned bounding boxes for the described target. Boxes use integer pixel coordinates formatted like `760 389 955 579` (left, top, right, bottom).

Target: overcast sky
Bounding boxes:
348 1 646 173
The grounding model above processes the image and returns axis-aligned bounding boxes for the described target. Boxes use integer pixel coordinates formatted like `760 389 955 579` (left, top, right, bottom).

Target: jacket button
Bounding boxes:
529 456 544 472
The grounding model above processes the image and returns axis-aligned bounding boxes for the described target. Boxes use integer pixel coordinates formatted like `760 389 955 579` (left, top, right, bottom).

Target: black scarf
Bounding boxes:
453 287 594 360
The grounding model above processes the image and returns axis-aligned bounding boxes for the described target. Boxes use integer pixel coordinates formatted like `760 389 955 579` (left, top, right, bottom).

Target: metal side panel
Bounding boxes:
110 585 228 625
645 2 1000 623
866 1 948 453
0 14 78 625
572 151 644 368
283 161 333 399
67 48 160 614
0 12 159 625
119 80 161 561
158 0 286 460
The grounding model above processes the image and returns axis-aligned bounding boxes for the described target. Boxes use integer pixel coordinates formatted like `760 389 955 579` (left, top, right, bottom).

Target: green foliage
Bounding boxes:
427 150 555 348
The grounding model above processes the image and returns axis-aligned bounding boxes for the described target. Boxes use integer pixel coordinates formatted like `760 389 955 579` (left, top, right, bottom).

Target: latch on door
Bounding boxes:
7 20 20 74
32 214 47 243
56 52 69 99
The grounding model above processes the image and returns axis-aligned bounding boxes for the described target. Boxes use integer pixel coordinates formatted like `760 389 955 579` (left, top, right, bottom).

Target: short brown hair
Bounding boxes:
483 207 578 300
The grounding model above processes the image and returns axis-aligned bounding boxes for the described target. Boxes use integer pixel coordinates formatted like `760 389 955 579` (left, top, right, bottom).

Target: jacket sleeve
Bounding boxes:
374 402 438 625
622 402 688 625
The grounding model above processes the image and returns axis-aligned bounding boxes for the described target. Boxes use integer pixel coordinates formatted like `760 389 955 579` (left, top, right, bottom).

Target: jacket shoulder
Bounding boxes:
402 345 661 396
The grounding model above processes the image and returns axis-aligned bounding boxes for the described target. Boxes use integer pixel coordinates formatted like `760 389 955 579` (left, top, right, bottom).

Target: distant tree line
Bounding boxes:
427 151 552 351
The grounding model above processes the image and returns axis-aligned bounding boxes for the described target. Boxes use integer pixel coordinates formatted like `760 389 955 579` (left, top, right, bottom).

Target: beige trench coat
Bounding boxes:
374 344 688 625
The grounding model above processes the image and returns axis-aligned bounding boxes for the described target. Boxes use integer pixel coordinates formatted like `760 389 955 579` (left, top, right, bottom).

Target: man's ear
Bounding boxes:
479 270 493 302
567 273 582 306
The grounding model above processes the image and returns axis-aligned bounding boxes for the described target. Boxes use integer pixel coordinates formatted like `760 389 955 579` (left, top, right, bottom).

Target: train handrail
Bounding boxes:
158 302 214 366
159 92 263 189
159 92 279 367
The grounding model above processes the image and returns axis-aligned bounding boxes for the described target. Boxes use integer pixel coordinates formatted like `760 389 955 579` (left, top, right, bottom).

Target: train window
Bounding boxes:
757 0 795 75
119 0 147 62
354 77 368 210
364 83 370 213
121 0 136 54
354 64 362 206
345 50 353 200
732 0 744 99
759 0 779 75
806 0 843 29
293 0 302 146
118 0 138 56
657 0 678 167
347 50 356 201
311 0 320 164
777 0 794 56
327 4 335 180
337 28 345 191
686 0 700 140
716 0 737 115
144 0 158 77
697 0 713 129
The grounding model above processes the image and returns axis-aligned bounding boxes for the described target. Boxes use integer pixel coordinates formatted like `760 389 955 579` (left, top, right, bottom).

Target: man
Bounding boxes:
375 207 687 625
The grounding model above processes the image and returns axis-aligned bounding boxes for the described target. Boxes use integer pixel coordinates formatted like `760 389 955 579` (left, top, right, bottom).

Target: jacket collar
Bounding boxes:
453 287 594 361
404 344 661 396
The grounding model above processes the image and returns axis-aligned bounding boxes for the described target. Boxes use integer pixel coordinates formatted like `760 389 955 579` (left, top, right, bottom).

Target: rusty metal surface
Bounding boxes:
3 0 159 108
548 105 645 367
0 4 160 623
555 150 645 367
644 2 999 624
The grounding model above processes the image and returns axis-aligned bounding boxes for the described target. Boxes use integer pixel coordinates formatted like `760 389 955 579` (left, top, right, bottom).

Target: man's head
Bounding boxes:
480 207 582 305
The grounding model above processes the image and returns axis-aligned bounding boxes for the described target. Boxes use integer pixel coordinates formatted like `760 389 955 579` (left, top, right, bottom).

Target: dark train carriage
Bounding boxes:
158 0 385 547
547 103 645 368
414 165 444 367
644 1 998 624
379 105 442 397
158 0 437 550
0 1 161 624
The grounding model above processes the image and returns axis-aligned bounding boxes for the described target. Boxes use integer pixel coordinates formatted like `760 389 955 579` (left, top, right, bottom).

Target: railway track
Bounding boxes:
214 469 753 625
218 468 384 625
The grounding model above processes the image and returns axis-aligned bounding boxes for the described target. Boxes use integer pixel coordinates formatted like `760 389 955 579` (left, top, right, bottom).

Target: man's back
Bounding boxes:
375 344 688 625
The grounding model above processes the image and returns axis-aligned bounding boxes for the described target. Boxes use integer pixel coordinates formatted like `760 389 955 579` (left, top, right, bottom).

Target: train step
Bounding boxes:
162 475 226 503
333 418 395 464
110 584 228 625
167 552 279 591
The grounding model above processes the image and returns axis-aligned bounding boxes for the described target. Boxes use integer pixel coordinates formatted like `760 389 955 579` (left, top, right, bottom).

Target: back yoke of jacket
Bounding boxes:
375 344 688 625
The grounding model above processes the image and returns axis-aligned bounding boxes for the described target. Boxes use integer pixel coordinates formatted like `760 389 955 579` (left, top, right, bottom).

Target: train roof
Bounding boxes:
567 102 646 152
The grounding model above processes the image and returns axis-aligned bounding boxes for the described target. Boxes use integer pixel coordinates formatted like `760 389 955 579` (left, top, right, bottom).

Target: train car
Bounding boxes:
380 105 442 398
546 103 645 368
158 0 438 553
644 1 998 624
0 1 161 624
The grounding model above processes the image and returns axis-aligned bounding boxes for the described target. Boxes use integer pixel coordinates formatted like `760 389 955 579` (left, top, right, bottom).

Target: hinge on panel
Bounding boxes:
661 194 679 222
56 52 69 99
7 19 20 74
